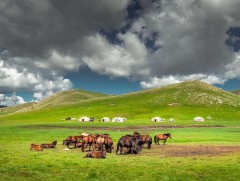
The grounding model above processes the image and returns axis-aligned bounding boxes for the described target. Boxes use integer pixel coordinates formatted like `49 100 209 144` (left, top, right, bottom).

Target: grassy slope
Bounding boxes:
0 89 109 115
1 80 240 127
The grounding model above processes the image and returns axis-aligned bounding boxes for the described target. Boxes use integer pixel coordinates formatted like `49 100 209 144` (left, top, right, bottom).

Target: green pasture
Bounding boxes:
0 121 240 181
0 102 239 127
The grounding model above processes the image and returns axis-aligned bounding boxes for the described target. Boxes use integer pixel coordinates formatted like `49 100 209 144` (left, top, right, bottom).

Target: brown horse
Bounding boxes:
95 135 105 151
104 137 113 153
41 141 57 148
83 150 106 158
81 135 96 152
154 133 172 145
30 144 43 151
63 136 82 148
140 135 152 149
116 135 141 155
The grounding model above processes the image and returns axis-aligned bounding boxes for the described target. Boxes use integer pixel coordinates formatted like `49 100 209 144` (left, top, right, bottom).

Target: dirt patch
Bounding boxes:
142 145 240 158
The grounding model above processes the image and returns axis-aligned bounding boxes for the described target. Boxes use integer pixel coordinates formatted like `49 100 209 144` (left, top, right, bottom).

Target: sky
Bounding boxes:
1 0 240 106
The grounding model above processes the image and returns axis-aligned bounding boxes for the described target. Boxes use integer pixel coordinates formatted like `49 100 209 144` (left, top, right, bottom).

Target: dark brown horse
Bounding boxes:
140 135 152 149
41 141 57 148
116 135 141 155
104 137 113 153
154 133 172 145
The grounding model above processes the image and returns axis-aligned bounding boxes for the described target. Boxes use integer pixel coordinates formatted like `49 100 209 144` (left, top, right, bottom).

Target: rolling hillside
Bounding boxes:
0 89 109 115
31 89 109 109
1 80 240 126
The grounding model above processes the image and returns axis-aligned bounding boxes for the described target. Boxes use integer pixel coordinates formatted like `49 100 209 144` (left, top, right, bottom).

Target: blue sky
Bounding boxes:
0 0 240 105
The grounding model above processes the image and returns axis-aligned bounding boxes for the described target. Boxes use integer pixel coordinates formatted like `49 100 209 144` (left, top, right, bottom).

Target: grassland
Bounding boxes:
0 124 240 181
0 80 240 180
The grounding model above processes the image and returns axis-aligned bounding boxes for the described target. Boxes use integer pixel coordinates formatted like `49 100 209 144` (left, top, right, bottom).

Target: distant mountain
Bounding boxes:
0 105 7 108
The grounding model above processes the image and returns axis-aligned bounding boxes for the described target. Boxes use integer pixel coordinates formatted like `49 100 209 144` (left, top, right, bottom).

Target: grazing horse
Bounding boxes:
41 141 57 148
140 135 152 149
81 135 96 152
30 144 43 151
95 135 105 151
63 136 82 148
104 137 113 153
83 150 106 158
116 135 141 155
154 133 172 145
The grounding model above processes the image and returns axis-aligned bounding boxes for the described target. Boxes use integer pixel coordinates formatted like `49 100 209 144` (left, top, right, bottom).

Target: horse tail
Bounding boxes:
116 141 120 154
154 135 157 144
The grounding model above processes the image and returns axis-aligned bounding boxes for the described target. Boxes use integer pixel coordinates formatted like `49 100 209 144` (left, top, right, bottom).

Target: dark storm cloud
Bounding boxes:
0 0 130 58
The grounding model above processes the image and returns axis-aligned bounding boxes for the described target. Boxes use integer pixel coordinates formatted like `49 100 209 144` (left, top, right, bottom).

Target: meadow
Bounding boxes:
0 121 240 181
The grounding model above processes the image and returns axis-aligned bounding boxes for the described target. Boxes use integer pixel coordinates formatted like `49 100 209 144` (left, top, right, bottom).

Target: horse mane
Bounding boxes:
163 133 171 136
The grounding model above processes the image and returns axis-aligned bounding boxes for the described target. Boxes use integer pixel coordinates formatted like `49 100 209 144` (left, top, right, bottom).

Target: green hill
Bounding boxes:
1 80 240 126
31 89 109 109
0 89 109 115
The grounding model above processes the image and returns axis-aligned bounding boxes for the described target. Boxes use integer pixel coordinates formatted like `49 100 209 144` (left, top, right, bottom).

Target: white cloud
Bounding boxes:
224 53 240 79
140 74 226 89
0 92 25 106
33 77 72 101
0 56 73 102
35 51 81 73
81 32 149 79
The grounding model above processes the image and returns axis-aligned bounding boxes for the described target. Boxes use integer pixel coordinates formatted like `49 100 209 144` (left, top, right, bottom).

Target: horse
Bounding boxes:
104 137 113 153
116 135 141 155
81 135 96 152
41 141 57 148
30 144 43 151
63 136 82 148
154 133 172 145
133 132 141 137
83 150 106 158
95 135 105 151
140 135 152 149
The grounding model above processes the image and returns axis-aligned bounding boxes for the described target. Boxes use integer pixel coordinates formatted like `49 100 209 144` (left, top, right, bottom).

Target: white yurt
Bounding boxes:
151 117 164 122
101 117 110 122
169 118 175 122
193 117 204 122
79 116 90 122
112 117 126 122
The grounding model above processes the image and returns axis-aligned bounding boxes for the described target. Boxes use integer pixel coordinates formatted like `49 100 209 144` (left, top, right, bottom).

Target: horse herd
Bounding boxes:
30 132 172 158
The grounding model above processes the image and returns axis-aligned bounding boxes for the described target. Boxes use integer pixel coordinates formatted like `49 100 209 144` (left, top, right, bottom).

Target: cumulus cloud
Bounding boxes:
140 74 226 89
80 32 149 79
0 92 25 106
0 55 72 101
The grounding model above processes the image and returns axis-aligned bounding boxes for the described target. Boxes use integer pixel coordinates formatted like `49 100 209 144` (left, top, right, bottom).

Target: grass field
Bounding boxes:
0 121 240 181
